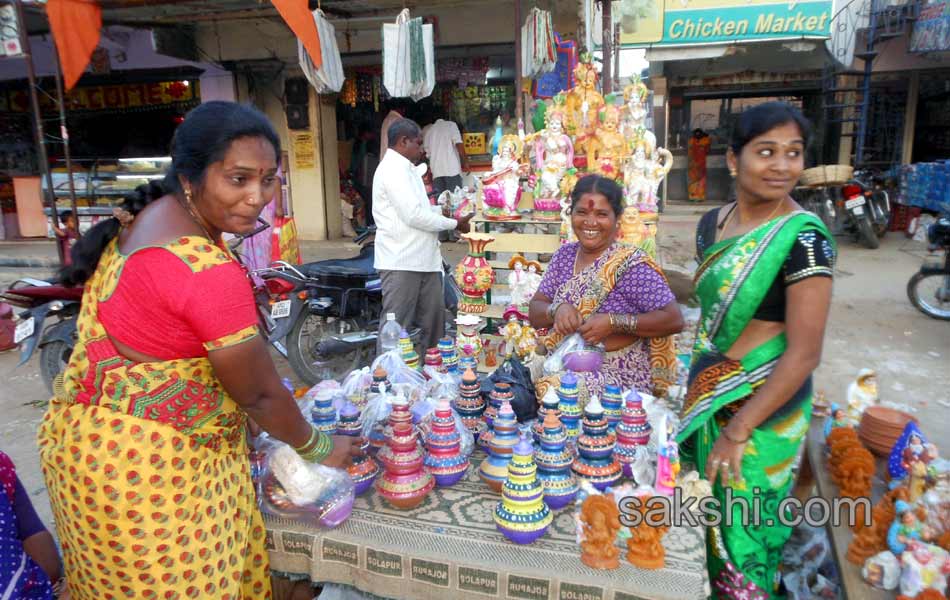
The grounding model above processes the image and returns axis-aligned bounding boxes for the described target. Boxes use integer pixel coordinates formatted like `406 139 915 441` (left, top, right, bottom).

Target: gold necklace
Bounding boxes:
717 198 786 243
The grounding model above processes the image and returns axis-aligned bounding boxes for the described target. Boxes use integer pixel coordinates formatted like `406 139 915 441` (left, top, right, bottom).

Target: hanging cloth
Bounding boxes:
271 0 322 69
520 8 556 79
299 9 344 93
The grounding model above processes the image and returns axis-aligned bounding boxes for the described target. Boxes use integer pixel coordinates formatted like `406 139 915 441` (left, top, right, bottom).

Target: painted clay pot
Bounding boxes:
454 233 496 314
615 391 652 478
348 441 379 496
495 433 552 544
376 398 434 509
572 396 623 492
534 412 578 510
479 400 520 492
424 400 470 487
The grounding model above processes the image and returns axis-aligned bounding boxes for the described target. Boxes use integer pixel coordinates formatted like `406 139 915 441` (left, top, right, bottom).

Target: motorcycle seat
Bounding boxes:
299 253 377 279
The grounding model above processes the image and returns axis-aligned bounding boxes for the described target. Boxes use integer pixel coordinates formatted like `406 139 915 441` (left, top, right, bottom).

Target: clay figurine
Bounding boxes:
482 135 526 221
846 368 879 422
823 403 851 440
654 413 680 496
579 494 622 570
898 542 950 598
455 313 485 364
861 550 900 591
889 422 935 481
888 501 928 555
626 496 668 570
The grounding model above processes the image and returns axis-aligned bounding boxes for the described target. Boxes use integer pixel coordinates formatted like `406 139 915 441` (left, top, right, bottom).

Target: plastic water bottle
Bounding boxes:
379 313 402 353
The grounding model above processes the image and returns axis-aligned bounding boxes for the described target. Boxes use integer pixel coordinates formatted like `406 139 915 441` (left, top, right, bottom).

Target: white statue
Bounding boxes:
507 255 531 309
524 261 543 301
847 368 879 423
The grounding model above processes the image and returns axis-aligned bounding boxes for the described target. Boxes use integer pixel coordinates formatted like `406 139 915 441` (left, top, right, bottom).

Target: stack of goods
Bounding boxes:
310 390 338 434
601 384 623 433
858 405 917 457
399 330 420 371
479 400 520 492
453 368 486 438
534 412 578 509
479 382 513 450
572 396 622 491
826 427 874 526
424 400 470 487
376 395 434 509
494 432 553 544
438 336 459 374
614 391 652 478
900 161 950 213
847 486 908 565
532 388 561 444
557 372 582 441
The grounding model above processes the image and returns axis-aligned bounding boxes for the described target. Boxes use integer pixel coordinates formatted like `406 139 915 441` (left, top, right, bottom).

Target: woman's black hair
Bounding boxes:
569 174 624 218
729 101 812 154
59 101 280 286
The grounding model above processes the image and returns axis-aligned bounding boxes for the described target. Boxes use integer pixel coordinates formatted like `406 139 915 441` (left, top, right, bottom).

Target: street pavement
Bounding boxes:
1 207 948 530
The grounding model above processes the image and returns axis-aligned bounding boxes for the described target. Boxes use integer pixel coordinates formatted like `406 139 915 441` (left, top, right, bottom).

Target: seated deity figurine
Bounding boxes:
533 108 574 221
482 135 525 221
564 58 605 148
587 105 627 181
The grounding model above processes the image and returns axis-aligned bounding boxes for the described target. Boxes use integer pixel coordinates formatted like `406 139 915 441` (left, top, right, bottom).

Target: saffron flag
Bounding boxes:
47 0 102 91
270 0 322 69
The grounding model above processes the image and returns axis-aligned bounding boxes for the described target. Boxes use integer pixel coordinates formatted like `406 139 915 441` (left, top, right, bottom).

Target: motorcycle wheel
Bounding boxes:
287 314 366 385
40 339 73 395
907 272 950 321
856 212 880 249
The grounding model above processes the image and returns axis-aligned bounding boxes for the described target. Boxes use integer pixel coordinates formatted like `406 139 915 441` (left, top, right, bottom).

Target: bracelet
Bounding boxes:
546 302 563 320
292 426 319 453
721 425 750 445
608 313 638 335
297 431 334 463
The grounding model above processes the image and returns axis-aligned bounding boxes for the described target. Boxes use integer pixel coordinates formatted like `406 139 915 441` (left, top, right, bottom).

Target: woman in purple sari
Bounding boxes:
529 175 683 401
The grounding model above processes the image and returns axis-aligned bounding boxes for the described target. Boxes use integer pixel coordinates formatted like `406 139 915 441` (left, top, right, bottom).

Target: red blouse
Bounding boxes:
98 246 258 360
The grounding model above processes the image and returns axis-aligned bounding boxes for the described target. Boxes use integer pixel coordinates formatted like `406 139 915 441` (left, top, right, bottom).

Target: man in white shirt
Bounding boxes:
373 118 473 350
423 113 469 196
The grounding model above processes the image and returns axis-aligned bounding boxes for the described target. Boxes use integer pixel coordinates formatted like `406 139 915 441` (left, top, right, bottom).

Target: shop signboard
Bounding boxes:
601 0 833 48
463 133 486 156
5 80 198 113
910 1 950 53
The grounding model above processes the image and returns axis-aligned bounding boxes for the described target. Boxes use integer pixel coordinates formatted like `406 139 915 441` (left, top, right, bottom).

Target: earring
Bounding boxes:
729 169 737 178
184 188 193 203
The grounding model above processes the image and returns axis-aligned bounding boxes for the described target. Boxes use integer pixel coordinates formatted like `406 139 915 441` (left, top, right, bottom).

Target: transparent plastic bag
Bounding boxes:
341 367 373 407
361 383 396 443
416 397 475 458
371 349 426 388
542 333 586 375
260 442 354 528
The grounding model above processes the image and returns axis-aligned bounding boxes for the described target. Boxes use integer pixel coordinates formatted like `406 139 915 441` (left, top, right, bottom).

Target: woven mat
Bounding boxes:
265 453 709 600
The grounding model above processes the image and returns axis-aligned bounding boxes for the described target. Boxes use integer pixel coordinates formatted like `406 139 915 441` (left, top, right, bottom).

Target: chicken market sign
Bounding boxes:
611 0 833 47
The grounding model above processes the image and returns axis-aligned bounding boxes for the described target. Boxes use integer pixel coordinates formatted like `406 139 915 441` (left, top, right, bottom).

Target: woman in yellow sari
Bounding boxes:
39 102 357 599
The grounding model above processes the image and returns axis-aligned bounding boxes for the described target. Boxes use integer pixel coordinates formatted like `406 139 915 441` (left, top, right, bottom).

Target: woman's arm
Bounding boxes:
724 276 833 440
209 337 358 468
578 301 684 348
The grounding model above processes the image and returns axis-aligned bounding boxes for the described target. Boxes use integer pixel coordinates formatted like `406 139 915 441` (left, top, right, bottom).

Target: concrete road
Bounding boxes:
1 218 948 531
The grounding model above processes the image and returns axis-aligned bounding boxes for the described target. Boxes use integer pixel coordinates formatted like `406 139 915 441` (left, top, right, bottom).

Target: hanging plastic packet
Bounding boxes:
341 367 372 408
372 348 426 388
542 332 586 375
260 442 355 528
361 382 396 450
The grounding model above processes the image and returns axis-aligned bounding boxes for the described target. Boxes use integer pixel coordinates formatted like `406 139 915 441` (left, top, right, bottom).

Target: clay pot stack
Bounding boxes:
857 406 918 457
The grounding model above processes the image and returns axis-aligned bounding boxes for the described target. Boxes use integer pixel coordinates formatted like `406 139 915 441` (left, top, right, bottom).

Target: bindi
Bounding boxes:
585 198 595 210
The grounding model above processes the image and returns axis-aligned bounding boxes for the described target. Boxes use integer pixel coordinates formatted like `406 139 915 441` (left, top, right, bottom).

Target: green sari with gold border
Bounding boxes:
678 211 833 598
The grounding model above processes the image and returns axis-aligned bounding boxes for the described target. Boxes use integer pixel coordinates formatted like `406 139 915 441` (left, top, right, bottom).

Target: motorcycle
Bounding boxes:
1 277 82 393
906 214 950 320
852 169 892 239
245 225 461 385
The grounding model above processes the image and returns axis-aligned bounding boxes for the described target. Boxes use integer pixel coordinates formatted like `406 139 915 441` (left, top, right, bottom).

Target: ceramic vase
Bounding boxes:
453 368 486 439
348 440 379 496
424 400 470 486
602 384 624 433
533 389 562 444
534 412 578 509
336 401 362 438
479 400 520 492
557 372 582 442
310 390 338 434
614 391 652 478
572 396 623 491
454 233 496 314
438 336 459 374
494 432 553 544
376 396 434 509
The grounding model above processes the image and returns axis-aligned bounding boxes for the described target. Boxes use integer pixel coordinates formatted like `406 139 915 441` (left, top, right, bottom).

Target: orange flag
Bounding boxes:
270 0 322 69
47 0 102 91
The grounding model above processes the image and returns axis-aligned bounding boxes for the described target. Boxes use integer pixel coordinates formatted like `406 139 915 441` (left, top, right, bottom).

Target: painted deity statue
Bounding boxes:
654 415 680 496
482 135 525 221
623 135 673 214
533 108 574 221
455 314 484 364
587 105 627 182
558 170 580 244
507 255 533 310
564 59 605 149
622 77 656 151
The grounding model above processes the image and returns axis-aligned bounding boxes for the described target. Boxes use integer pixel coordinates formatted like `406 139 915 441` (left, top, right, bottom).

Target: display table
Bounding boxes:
805 419 890 600
264 453 709 600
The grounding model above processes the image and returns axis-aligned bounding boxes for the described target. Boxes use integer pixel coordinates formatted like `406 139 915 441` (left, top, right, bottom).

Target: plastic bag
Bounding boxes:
416 398 476 458
543 333 586 375
298 9 345 94
361 384 396 444
260 442 354 528
371 349 426 388
482 356 537 423
341 367 372 407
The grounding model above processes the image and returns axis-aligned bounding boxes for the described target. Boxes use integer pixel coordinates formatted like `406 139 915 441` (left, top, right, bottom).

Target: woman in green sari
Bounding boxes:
678 102 835 598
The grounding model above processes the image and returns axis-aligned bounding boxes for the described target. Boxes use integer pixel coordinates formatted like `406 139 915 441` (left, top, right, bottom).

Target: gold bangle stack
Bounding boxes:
609 313 638 335
547 302 562 320
294 426 334 463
